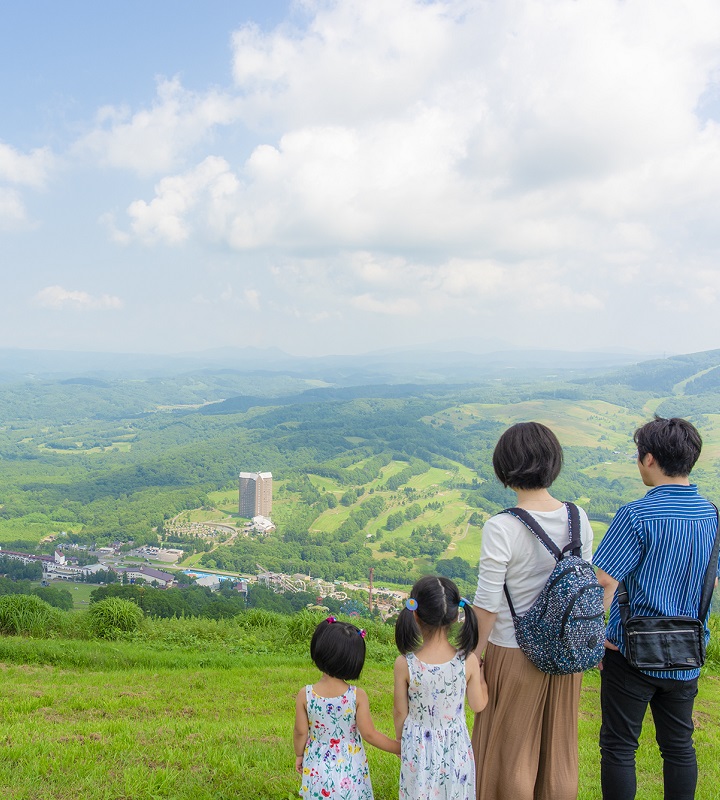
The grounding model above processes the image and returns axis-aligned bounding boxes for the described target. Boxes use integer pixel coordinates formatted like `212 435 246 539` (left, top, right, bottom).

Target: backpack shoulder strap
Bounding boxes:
499 506 570 618
501 507 563 561
561 501 582 558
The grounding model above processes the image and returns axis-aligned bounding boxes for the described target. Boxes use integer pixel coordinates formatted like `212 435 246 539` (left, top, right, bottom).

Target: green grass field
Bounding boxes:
207 489 240 512
174 509 231 525
28 580 96 609
0 645 718 800
309 502 356 533
448 525 483 563
178 551 207 568
306 474 346 493
433 399 646 451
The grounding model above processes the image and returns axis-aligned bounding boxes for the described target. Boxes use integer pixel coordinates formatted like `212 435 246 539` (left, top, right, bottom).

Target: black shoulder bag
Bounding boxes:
618 505 720 671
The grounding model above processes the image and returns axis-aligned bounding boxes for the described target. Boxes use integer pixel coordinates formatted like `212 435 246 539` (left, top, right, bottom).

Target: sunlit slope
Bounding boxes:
426 399 644 450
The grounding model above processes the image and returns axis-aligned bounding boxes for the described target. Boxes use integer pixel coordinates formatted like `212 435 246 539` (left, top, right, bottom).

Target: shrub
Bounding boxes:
285 610 324 645
0 594 63 637
237 608 285 630
88 597 145 639
32 585 74 611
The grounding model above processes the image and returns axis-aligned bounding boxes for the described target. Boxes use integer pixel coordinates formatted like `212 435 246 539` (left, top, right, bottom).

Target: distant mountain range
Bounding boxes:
0 345 659 386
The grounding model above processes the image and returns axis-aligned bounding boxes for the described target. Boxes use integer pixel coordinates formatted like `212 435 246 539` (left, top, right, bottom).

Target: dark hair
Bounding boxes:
395 575 478 657
310 618 366 680
634 416 702 477
492 422 563 490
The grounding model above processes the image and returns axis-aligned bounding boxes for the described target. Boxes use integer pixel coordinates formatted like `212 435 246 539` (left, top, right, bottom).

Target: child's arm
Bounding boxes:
392 655 410 740
355 687 401 755
293 688 309 774
465 651 488 713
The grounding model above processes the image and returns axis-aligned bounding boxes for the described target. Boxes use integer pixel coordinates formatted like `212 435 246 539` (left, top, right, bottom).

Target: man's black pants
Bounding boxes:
600 647 698 800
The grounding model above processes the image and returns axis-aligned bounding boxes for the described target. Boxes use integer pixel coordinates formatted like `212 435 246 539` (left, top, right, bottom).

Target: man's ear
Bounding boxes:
642 452 656 468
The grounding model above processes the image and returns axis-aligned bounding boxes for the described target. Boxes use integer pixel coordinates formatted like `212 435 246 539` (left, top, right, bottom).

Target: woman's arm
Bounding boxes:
355 688 401 755
465 651 488 713
472 605 497 661
293 688 309 773
597 568 619 614
392 655 410 740
472 515 510 659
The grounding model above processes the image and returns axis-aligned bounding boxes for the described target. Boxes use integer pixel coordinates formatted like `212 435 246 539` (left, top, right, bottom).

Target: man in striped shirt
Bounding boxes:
593 416 717 800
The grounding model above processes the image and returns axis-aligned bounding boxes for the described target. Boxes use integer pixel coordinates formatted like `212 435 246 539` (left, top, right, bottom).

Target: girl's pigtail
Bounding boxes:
456 599 479 657
395 606 421 654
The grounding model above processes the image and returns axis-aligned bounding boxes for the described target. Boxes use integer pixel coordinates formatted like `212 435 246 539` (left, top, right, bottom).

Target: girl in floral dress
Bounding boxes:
394 576 487 800
294 617 400 799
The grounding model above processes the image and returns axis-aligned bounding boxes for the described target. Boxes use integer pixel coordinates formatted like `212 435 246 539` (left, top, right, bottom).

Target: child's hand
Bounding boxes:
295 755 304 774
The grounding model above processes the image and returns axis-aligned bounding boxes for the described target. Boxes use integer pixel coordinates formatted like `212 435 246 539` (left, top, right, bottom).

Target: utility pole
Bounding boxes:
368 567 374 615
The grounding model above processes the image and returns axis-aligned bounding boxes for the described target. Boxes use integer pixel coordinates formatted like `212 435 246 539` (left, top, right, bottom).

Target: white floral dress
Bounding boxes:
300 684 374 800
400 652 475 800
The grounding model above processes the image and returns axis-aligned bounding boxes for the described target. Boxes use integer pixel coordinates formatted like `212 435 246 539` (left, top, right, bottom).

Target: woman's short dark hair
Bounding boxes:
492 422 563 490
310 618 366 680
395 575 478 657
634 416 702 477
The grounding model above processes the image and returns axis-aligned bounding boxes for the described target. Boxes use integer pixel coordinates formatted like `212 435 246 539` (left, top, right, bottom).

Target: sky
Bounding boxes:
1 0 720 358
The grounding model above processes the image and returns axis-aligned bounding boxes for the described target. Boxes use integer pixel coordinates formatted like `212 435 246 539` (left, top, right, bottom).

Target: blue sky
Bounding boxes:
2 0 720 357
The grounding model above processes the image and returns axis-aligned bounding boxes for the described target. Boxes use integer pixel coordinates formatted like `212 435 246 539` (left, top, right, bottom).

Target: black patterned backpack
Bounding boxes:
502 502 606 675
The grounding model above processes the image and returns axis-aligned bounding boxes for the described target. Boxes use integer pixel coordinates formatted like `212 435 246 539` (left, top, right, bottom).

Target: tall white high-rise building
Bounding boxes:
239 471 273 518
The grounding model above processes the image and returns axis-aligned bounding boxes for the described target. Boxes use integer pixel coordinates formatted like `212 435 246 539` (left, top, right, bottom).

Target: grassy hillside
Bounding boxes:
1 638 719 800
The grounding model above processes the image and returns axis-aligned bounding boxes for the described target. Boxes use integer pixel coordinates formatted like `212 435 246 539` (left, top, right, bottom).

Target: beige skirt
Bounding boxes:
471 642 582 800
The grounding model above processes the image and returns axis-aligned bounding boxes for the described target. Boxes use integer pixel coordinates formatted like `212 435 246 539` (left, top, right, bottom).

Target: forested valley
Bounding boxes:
2 347 720 602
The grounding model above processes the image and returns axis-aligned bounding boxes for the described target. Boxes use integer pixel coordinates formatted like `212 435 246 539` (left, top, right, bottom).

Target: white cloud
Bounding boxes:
232 1 455 128
0 187 28 229
187 0 719 269
0 142 54 187
125 156 238 244
98 212 131 245
0 142 55 229
243 289 261 311
75 78 241 176
350 293 420 316
428 259 505 298
96 0 720 352
32 286 123 311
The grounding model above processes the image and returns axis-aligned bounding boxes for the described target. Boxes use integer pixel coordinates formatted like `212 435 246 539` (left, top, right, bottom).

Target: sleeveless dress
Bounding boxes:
400 651 475 800
300 684 374 800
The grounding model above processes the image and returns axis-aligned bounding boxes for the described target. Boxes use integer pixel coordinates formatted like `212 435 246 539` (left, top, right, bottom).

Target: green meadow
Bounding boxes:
3 352 720 797
1 631 719 800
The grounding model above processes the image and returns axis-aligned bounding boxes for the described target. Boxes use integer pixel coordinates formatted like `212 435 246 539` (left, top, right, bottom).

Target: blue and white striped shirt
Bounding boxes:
593 484 718 680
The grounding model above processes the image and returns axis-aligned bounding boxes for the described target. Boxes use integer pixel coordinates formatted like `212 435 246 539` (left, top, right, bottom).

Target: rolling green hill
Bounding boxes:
1 348 720 594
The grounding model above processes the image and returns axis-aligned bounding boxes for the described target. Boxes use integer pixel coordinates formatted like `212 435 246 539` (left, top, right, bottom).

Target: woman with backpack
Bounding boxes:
471 422 596 800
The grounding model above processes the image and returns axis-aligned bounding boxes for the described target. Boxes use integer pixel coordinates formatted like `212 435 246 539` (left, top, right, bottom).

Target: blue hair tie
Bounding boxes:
458 599 465 609
405 598 418 611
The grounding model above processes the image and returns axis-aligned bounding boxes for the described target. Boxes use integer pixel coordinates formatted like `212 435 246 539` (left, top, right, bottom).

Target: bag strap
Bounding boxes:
563 501 582 558
699 503 720 621
501 502 581 617
618 502 720 625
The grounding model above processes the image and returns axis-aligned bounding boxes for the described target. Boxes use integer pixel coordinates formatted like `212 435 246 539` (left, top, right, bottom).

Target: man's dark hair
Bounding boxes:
492 421 563 490
634 416 702 477
310 618 365 680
